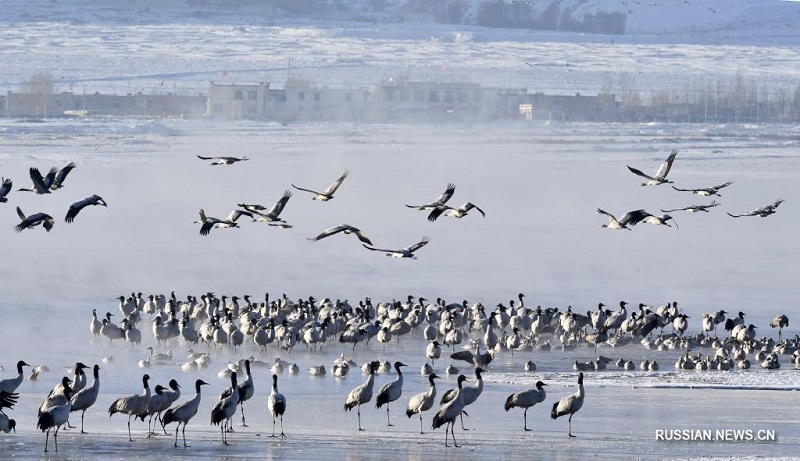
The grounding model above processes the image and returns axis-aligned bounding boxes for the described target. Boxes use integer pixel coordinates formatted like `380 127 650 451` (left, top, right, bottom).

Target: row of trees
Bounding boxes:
602 71 800 123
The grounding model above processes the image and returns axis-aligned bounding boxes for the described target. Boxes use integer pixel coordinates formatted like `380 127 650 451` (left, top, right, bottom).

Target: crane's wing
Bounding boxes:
28 167 51 193
727 211 750 218
226 209 253 223
308 224 347 241
197 155 216 160
353 229 373 245
53 162 77 189
238 203 266 212
433 183 456 206
619 209 652 227
626 166 656 181
654 149 678 179
671 185 698 193
427 206 450 222
65 196 96 223
267 190 292 217
770 199 785 209
322 170 349 195
710 181 733 191
596 208 618 222
16 206 26 220
199 221 215 236
660 206 687 213
0 177 11 199
291 184 321 195
404 236 430 253
462 202 486 217
42 167 58 190
362 243 395 253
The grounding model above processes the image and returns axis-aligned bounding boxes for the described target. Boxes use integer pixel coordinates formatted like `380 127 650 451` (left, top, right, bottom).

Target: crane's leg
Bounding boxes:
444 422 450 447
271 415 276 437
419 413 425 434
44 429 50 452
459 412 469 431
386 406 393 426
279 414 285 438
54 426 59 453
524 408 531 431
241 403 249 427
81 409 87 434
568 413 576 437
160 412 168 435
127 415 134 441
173 424 179 447
451 421 459 447
357 404 364 431
182 423 189 447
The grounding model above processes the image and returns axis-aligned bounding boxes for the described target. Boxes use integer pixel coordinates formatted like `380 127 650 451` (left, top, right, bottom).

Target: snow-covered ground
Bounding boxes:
1 2 800 459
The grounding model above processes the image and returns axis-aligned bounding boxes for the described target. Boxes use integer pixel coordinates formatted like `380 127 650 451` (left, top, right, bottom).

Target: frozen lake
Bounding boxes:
0 118 799 459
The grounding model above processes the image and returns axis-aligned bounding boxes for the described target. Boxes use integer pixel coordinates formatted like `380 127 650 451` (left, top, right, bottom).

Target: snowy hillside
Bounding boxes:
3 0 800 44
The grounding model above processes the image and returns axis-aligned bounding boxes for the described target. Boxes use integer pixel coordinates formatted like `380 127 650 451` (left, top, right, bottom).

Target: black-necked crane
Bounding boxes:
238 190 292 227
198 209 253 236
163 379 208 448
440 367 485 430
236 360 254 426
344 360 379 431
673 181 733 197
427 202 486 222
0 177 11 202
267 374 286 437
661 200 720 213
426 341 442 366
505 380 547 431
727 199 784 218
69 364 100 434
0 360 30 393
431 374 467 447
109 373 151 441
375 361 407 426
406 183 456 210
50 162 76 190
210 372 238 444
13 206 54 232
627 149 678 186
18 166 56 194
307 223 372 245
292 170 349 201
197 155 248 165
65 194 107 223
551 372 585 437
597 208 653 230
406 373 439 434
362 236 430 260
770 314 789 340
37 377 73 453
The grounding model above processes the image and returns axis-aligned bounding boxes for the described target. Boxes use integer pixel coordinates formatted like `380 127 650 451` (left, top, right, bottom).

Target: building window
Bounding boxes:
247 91 257 101
314 92 320 102
429 90 439 102
444 91 453 103
298 92 305 101
273 92 287 103
234 91 243 100
415 90 423 102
